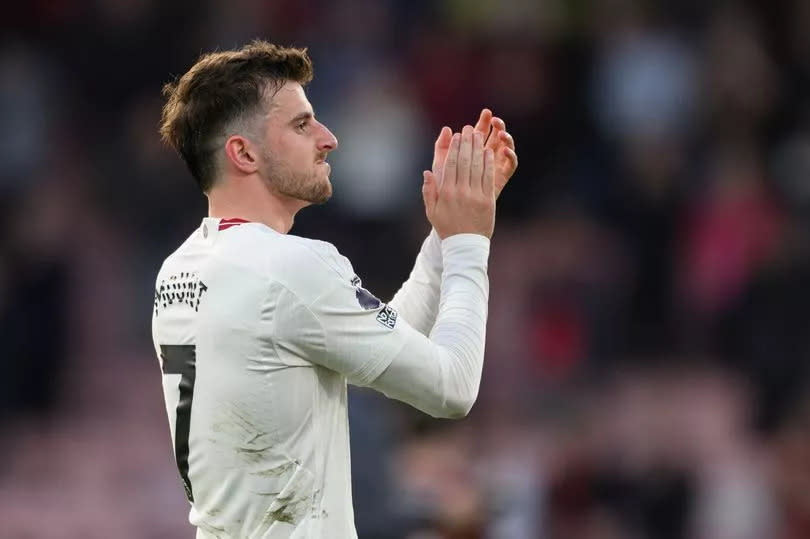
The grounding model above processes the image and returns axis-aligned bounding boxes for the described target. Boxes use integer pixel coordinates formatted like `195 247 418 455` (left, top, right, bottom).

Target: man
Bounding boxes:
153 40 517 539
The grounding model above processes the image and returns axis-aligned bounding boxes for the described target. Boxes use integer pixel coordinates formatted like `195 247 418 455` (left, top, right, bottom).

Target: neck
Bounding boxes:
207 176 308 234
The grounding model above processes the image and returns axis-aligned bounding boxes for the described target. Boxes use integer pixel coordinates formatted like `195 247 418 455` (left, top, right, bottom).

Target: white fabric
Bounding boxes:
152 218 490 538
389 229 443 335
373 233 490 417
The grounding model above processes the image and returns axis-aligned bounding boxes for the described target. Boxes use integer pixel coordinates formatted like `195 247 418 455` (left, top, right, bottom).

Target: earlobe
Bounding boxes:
224 135 259 175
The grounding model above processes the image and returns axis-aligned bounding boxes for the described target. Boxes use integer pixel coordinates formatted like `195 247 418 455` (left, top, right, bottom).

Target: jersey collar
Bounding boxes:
218 218 251 231
200 217 252 242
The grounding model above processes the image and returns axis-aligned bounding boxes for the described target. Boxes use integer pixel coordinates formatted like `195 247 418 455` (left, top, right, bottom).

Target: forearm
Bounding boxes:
371 234 490 418
388 229 443 335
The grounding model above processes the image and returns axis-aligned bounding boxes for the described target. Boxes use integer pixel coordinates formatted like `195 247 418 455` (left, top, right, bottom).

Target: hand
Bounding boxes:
422 125 495 239
429 108 518 199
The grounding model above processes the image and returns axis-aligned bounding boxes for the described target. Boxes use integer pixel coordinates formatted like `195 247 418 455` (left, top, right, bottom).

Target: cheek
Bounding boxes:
278 135 312 163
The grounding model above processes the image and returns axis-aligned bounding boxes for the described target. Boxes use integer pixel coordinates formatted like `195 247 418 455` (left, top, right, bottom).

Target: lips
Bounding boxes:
315 154 330 174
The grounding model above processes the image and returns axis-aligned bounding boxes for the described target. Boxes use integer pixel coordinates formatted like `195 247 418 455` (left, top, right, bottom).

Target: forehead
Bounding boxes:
266 81 312 120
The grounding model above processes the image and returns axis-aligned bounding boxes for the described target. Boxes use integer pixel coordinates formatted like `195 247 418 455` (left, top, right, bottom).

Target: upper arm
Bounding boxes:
270 238 484 419
274 280 472 418
272 252 409 387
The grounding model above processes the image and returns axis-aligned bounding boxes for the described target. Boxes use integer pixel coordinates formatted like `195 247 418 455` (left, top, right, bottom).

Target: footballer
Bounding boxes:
153 41 517 538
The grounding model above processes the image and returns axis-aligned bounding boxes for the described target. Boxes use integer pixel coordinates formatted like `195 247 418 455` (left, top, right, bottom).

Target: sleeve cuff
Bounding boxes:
440 233 491 254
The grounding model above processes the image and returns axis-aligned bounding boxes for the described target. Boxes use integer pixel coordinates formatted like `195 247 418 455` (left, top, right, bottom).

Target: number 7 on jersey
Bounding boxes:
160 344 197 503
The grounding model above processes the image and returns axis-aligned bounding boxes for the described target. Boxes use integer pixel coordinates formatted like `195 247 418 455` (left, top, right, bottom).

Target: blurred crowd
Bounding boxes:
2 0 810 537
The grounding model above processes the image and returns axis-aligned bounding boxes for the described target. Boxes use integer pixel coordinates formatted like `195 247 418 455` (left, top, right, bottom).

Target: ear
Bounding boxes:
223 135 259 175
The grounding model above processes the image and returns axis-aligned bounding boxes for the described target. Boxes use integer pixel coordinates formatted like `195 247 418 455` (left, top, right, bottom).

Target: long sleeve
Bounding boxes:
388 229 443 335
369 234 490 417
273 234 490 419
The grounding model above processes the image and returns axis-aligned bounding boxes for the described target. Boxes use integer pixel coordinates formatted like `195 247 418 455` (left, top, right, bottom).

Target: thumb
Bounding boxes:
422 170 437 214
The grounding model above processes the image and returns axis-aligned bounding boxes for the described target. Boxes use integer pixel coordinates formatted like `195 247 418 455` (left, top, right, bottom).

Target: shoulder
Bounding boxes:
281 234 354 278
155 221 357 304
271 233 356 303
155 227 203 282
219 225 356 303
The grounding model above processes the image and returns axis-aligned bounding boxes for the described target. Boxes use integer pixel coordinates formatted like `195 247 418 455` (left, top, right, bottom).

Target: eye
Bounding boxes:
295 120 309 132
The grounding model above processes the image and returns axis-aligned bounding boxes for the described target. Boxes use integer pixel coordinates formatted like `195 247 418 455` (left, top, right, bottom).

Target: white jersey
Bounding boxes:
152 217 490 538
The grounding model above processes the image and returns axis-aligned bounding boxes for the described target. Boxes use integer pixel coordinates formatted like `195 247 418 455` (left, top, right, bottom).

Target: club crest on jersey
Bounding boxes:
154 272 208 316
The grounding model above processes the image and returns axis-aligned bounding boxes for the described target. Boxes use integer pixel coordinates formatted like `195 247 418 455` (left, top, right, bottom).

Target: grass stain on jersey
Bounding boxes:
253 490 282 497
267 507 296 524
261 488 316 528
252 461 295 478
263 494 306 526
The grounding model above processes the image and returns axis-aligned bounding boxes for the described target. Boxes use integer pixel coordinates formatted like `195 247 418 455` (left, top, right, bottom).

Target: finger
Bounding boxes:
422 170 437 214
499 130 515 150
435 126 453 149
486 117 505 151
431 126 453 173
458 125 474 188
431 127 452 177
470 131 484 191
474 108 492 140
431 127 453 190
442 133 461 192
503 146 518 170
483 148 495 197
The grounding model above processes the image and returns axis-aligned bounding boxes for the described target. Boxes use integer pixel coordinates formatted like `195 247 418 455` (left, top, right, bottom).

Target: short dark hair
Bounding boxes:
160 40 314 192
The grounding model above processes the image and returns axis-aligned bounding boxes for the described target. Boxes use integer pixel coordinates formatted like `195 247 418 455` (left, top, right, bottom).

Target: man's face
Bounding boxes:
257 81 338 205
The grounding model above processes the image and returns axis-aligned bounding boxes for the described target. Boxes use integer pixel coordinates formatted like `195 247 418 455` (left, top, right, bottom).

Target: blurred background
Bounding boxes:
2 0 810 537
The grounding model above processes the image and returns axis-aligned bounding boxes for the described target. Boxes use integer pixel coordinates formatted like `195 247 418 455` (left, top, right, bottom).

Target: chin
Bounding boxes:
313 186 332 205
306 178 332 205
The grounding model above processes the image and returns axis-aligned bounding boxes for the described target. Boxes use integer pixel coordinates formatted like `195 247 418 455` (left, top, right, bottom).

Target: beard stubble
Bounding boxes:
262 151 332 205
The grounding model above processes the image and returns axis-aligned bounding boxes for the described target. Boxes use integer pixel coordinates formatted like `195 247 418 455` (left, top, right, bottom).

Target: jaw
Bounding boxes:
260 163 332 212
270 185 314 213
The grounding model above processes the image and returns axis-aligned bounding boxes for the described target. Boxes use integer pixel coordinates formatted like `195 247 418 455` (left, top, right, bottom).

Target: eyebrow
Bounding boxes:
289 111 314 124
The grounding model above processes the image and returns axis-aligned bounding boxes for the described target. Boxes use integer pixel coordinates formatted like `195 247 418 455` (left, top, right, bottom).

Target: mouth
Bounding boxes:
315 153 331 175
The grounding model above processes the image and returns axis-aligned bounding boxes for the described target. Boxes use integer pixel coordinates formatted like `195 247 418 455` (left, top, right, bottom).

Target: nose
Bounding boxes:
316 121 338 152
